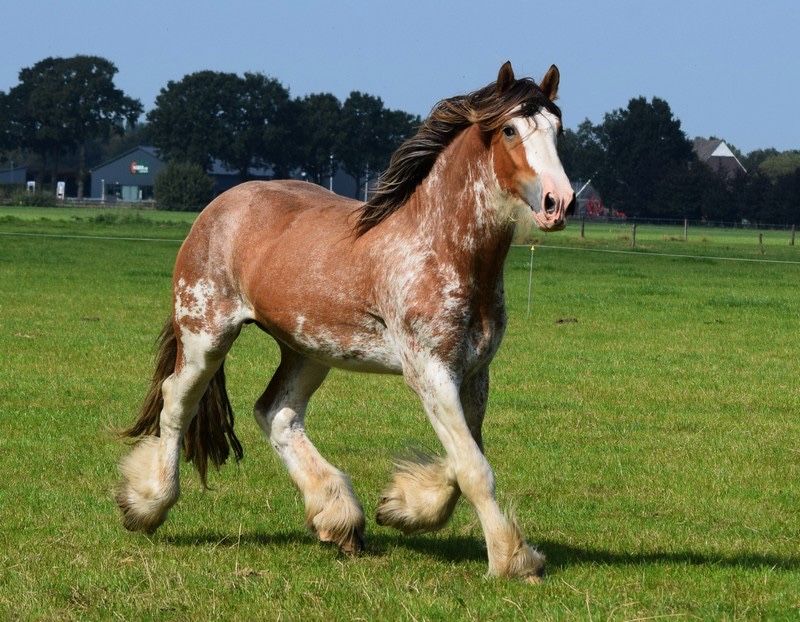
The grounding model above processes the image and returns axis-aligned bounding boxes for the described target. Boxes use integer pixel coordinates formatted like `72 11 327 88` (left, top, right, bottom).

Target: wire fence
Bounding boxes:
570 217 797 248
573 214 797 230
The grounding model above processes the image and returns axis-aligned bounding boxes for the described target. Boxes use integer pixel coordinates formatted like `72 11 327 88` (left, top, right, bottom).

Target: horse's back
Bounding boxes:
194 179 359 238
174 180 397 371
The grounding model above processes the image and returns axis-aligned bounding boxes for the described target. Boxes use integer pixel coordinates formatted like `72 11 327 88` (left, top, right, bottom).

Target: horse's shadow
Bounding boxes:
161 530 800 572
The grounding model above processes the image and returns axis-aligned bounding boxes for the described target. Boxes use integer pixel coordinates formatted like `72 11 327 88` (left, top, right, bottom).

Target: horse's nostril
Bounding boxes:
544 193 557 215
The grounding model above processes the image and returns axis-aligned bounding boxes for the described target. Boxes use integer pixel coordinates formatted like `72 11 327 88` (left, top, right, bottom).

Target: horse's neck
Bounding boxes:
403 126 513 284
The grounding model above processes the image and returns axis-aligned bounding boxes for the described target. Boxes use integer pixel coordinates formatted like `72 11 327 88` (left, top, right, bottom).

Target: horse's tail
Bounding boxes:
121 316 243 487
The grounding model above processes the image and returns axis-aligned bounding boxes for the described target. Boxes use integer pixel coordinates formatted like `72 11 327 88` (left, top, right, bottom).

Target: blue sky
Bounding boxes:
2 1 797 153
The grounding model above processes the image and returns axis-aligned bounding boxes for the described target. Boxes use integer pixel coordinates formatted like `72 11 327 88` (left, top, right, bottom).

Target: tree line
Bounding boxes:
0 55 419 199
559 96 800 225
1 55 798 223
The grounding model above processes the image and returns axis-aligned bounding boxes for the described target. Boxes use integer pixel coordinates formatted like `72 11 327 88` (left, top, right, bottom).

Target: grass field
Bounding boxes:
1 206 798 620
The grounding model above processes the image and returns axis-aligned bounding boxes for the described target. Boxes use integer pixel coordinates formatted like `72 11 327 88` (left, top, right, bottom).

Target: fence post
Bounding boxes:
683 218 688 242
580 217 585 239
631 223 637 249
791 224 796 246
758 232 764 254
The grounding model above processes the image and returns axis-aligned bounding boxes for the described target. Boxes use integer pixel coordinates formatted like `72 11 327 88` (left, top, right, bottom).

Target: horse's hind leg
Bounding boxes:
117 313 241 533
253 344 365 553
376 368 488 533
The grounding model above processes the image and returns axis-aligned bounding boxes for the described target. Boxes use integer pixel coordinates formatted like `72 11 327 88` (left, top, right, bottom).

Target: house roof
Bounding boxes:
90 145 163 172
693 138 747 176
571 180 601 200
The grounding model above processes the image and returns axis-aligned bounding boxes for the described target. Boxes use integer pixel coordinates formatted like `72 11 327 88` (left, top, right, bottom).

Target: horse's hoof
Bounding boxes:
523 572 544 585
115 485 169 534
317 527 364 555
339 530 364 556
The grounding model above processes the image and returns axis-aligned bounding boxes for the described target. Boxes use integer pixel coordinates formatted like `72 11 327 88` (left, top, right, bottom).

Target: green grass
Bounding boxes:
1 207 798 620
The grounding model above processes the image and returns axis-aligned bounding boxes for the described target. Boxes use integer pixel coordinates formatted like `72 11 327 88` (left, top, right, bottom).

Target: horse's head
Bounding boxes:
490 62 575 232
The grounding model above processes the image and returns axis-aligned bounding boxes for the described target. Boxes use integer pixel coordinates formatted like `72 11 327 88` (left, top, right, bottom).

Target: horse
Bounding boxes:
116 61 575 582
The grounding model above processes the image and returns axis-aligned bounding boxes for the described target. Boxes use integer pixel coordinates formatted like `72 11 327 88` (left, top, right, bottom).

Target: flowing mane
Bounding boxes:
356 73 562 235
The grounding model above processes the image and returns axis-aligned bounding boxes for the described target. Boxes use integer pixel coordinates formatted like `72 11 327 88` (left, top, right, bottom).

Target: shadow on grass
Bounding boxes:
372 534 800 572
159 529 800 572
537 540 800 573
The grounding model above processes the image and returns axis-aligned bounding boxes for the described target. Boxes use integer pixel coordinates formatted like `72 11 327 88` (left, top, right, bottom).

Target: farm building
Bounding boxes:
90 146 165 201
693 138 747 180
570 180 612 219
0 165 27 186
90 145 364 202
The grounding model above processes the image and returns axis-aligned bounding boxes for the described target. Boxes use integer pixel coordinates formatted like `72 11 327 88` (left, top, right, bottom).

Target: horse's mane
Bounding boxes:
356 73 562 235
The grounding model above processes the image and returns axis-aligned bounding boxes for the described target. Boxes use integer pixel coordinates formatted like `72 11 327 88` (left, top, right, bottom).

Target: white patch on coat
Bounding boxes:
174 278 216 326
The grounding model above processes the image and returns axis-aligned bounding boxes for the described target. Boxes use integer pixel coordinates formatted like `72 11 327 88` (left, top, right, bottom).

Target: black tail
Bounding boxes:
121 317 243 487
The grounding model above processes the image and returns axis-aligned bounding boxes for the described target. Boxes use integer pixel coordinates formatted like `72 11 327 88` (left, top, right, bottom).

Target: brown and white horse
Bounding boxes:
117 61 575 582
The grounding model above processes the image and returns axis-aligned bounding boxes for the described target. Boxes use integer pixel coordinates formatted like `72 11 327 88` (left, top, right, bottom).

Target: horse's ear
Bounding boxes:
496 61 515 93
540 64 560 101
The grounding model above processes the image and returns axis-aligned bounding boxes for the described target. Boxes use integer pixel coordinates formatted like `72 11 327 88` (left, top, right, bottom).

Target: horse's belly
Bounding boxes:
279 319 403 374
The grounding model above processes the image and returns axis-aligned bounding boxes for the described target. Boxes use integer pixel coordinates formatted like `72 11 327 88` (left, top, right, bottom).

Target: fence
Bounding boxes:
573 217 796 248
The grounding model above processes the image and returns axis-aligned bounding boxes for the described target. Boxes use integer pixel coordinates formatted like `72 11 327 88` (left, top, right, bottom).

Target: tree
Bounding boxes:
223 72 292 179
265 95 302 179
6 56 141 197
741 148 778 173
593 96 694 217
558 119 604 183
148 71 293 179
296 93 343 184
338 91 384 197
154 161 213 211
148 71 241 170
337 92 418 198
0 91 12 153
757 151 800 180
377 108 420 170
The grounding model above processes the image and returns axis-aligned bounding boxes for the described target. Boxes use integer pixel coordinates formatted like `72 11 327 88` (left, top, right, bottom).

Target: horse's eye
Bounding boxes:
502 126 516 138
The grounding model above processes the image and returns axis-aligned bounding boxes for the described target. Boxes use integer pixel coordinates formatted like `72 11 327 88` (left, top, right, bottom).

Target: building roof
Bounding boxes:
693 137 747 178
90 145 163 172
92 145 273 178
571 180 601 200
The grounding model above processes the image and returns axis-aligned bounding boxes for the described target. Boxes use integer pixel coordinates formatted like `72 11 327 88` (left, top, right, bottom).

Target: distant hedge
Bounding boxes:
154 162 213 211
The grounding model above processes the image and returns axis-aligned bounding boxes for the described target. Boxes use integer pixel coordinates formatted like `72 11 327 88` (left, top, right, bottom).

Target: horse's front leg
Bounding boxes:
407 359 545 581
375 368 488 533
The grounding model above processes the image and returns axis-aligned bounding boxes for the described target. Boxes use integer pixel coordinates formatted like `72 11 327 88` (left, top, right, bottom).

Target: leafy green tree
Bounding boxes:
593 96 694 217
741 148 778 173
148 71 292 179
338 91 384 196
296 93 343 184
266 96 303 179
6 56 141 197
558 119 604 183
337 92 418 198
148 71 241 170
765 170 800 224
377 108 420 170
0 91 12 153
225 72 292 179
757 151 800 180
154 161 213 211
